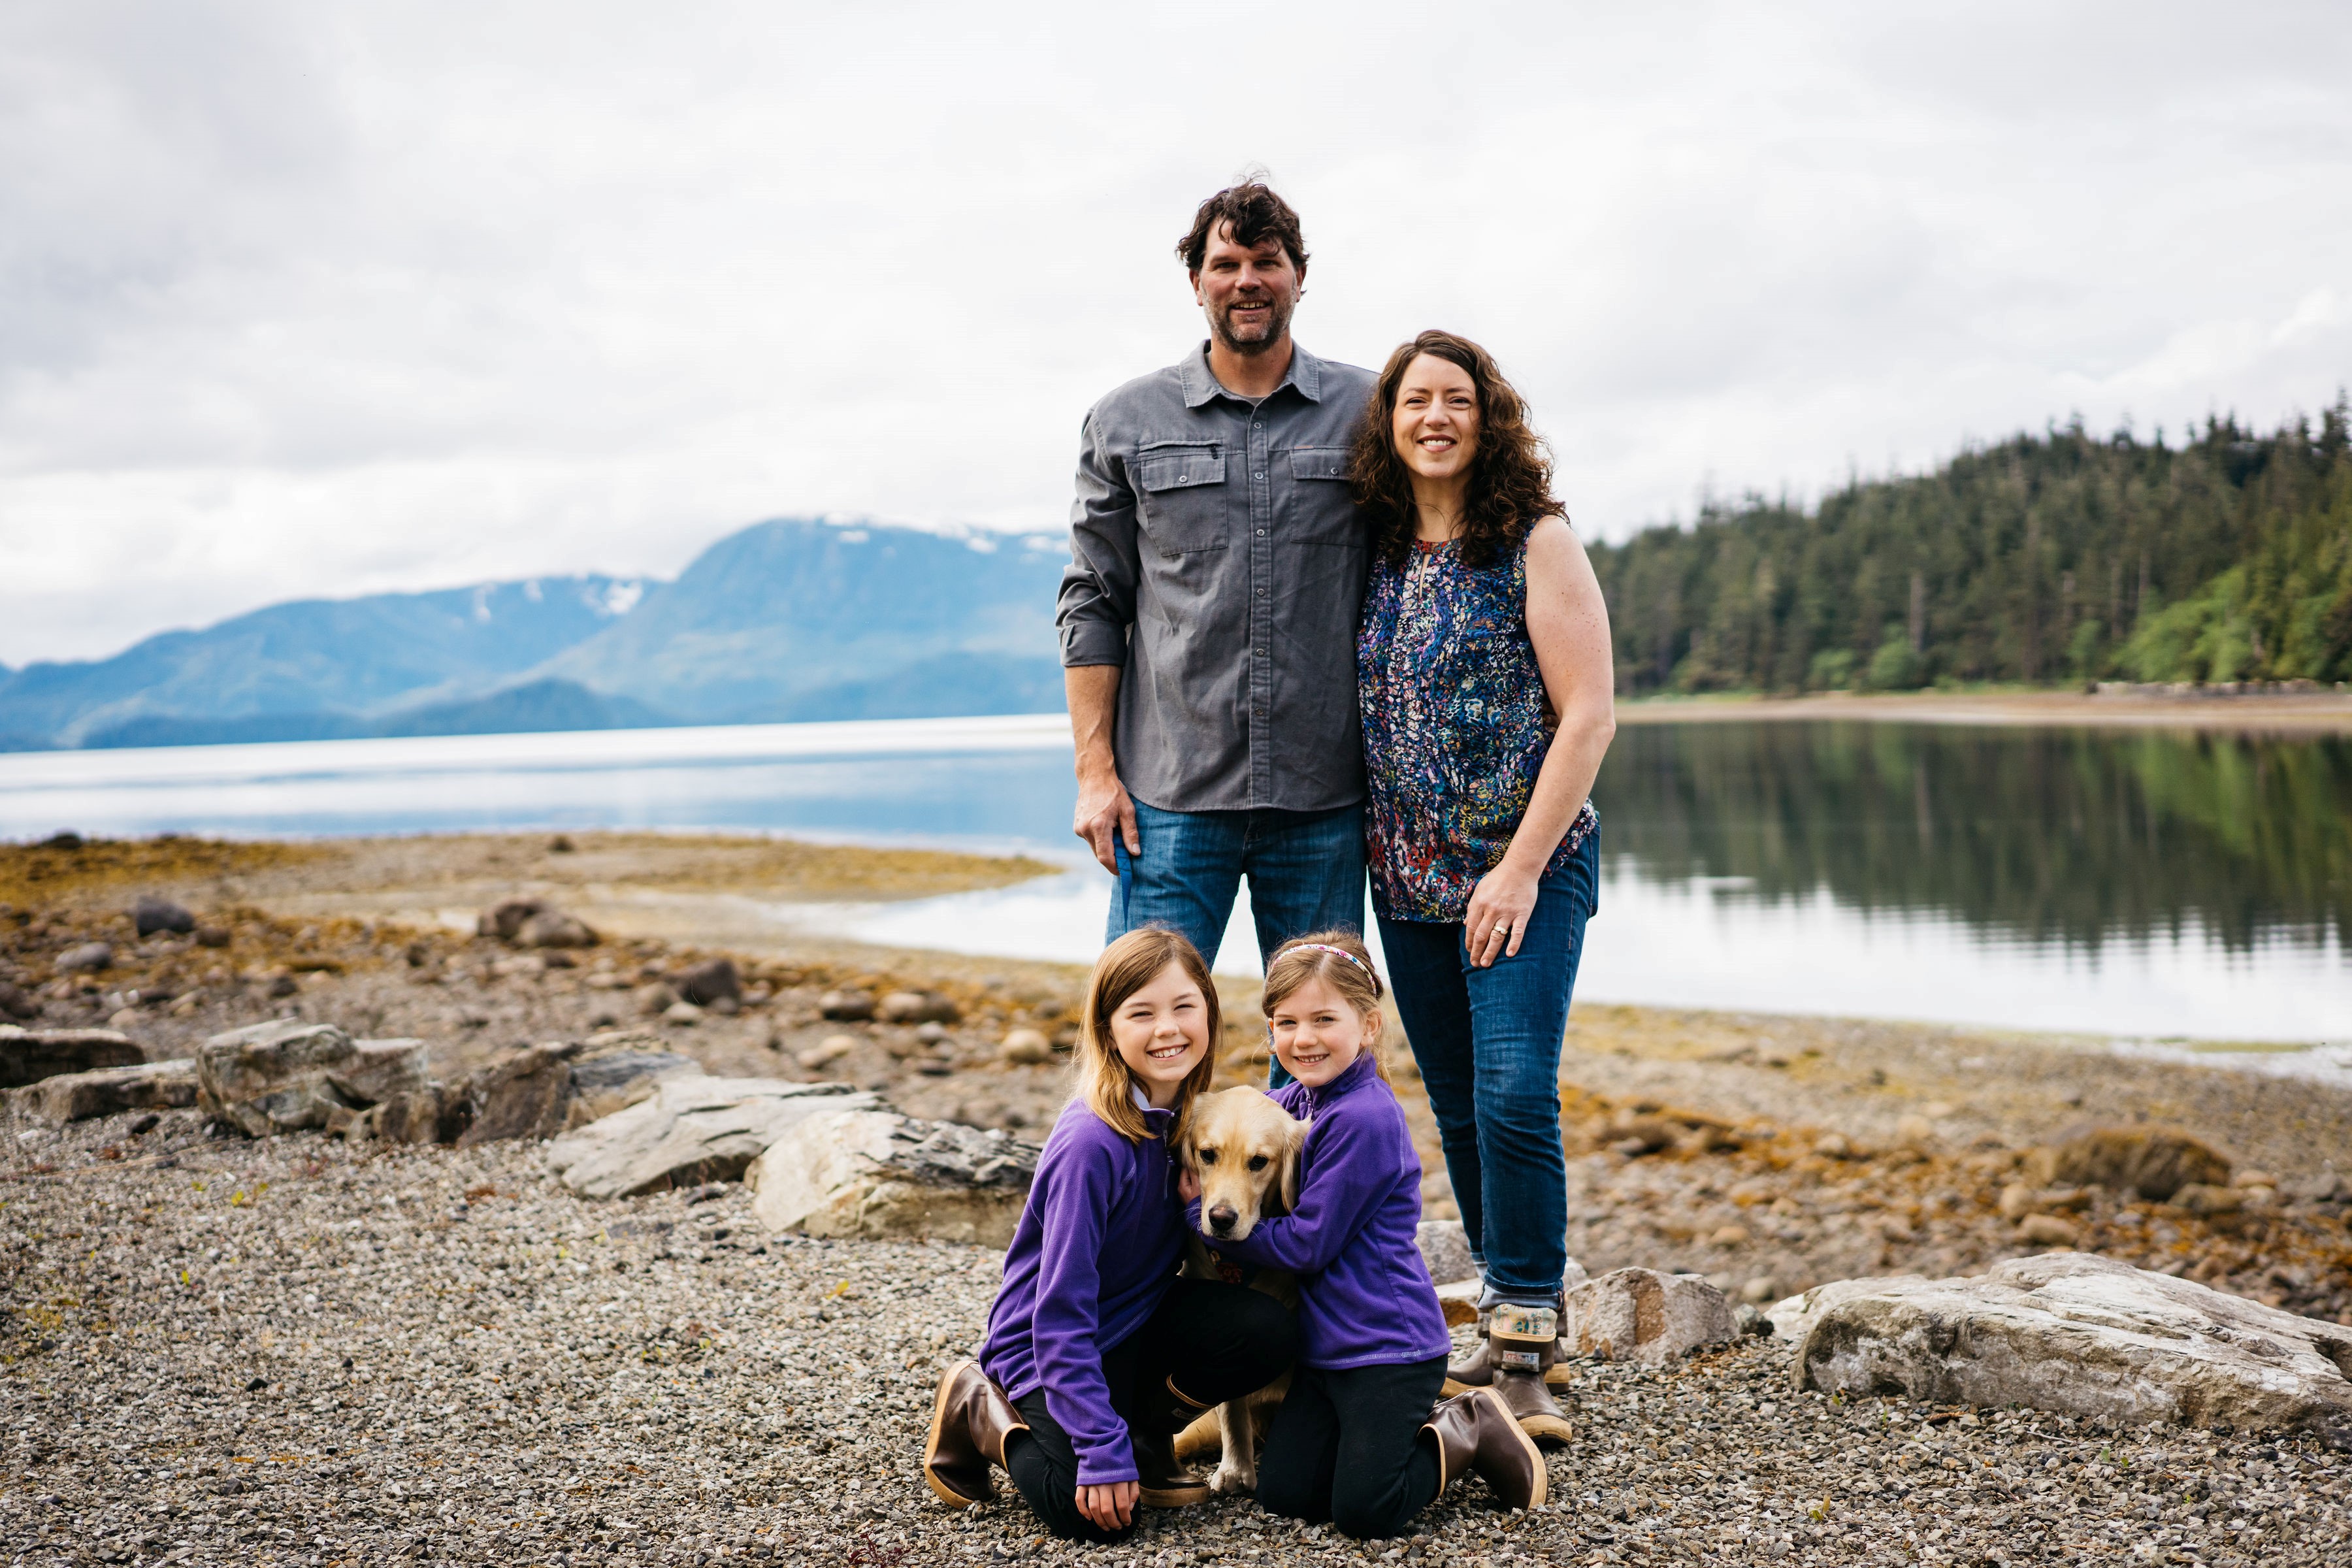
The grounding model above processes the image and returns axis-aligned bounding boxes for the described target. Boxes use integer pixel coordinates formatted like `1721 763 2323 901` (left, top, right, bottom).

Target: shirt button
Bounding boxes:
1254 472 1264 480
1256 529 1266 536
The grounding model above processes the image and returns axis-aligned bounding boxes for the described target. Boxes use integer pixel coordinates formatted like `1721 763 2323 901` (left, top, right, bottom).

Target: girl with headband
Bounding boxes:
1180 930 1545 1537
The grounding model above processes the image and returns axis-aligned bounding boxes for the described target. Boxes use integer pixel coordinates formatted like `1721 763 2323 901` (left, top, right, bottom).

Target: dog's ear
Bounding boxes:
1279 1115 1311 1215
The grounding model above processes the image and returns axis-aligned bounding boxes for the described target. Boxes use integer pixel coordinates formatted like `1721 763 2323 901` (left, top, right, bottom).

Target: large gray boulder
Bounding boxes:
0 1026 144 1089
8 1060 197 1124
195 1020 429 1136
544 1074 877 1199
1562 1267 1737 1365
1774 1252 2352 1450
746 1107 1039 1247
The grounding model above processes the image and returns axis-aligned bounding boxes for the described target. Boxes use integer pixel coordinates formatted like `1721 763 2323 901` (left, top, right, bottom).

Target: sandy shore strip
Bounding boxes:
1617 688 2352 734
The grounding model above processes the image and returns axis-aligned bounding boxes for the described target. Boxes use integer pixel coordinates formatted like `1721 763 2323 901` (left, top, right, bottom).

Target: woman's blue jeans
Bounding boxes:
1377 829 1599 1307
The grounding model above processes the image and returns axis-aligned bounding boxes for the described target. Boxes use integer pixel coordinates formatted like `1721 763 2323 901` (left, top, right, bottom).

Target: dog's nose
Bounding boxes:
1207 1204 1237 1236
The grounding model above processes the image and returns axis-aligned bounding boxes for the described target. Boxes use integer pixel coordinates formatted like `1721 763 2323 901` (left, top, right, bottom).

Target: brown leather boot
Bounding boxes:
1486 1303 1573 1444
923 1360 1028 1507
1133 1377 1211 1507
1424 1386 1548 1511
1442 1313 1575 1396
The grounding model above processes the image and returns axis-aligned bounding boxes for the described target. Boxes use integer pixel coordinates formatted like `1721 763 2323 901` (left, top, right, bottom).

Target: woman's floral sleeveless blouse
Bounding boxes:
1358 535 1599 923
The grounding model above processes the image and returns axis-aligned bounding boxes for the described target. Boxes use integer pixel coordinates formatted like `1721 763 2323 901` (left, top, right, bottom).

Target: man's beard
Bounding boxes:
1210 291 1296 356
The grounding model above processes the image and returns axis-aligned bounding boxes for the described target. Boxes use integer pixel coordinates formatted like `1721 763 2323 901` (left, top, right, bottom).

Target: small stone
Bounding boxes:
818 989 875 1022
914 1021 949 1044
1894 1113 1935 1146
194 924 231 948
2234 1169 2279 1190
1812 1133 1854 1159
674 958 742 1008
1741 1277 1779 1304
636 981 681 1017
547 834 576 853
131 896 196 937
2170 1183 2244 1215
798 1035 857 1070
2016 1213 2080 1247
663 1002 705 1026
106 1006 142 1030
997 1028 1054 1066
876 990 959 1024
56 941 114 974
1710 1224 1752 1247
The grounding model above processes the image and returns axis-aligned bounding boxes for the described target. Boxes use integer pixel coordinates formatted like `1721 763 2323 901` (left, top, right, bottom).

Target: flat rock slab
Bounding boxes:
8 1059 197 1124
0 1026 144 1089
544 1075 877 1199
196 1020 429 1136
1564 1267 1738 1365
747 1107 1039 1247
1774 1251 2352 1450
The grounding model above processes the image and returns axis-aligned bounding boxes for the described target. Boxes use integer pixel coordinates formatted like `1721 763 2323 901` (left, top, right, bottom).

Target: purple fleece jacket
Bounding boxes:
1199 1052 1451 1369
978 1096 1182 1486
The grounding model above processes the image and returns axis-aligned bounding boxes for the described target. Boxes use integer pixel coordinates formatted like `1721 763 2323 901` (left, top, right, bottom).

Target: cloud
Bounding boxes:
3 1 2350 663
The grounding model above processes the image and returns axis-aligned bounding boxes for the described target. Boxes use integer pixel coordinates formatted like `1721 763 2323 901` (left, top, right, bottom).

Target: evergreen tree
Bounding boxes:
1588 397 2352 693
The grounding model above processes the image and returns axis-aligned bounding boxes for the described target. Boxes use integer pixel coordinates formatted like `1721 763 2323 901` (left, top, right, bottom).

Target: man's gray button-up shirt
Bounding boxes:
1057 342 1376 815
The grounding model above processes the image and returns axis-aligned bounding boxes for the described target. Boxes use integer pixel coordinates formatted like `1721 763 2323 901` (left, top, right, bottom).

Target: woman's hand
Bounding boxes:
1463 862 1541 968
1077 1480 1139 1532
1177 1166 1201 1203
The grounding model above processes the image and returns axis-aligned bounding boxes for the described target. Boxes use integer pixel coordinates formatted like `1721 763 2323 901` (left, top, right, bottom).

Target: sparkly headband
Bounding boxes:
1292 943 1372 976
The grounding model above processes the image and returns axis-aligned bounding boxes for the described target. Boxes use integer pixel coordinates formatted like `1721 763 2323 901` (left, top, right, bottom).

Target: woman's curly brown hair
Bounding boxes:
1347 330 1564 568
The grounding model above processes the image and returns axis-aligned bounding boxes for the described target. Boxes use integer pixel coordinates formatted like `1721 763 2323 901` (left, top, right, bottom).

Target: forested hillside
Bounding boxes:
1589 400 2352 694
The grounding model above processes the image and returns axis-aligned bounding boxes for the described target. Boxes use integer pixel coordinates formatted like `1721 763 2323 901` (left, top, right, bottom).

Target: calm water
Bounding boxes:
0 715 2345 1045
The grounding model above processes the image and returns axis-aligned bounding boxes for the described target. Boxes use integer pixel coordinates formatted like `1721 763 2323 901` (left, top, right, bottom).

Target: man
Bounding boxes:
1057 180 1375 991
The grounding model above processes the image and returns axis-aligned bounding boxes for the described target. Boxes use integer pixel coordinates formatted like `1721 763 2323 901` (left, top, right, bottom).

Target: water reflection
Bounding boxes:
1593 722 2352 951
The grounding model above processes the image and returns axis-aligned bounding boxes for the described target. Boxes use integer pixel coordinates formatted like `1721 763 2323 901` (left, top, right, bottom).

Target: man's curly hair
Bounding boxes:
1348 330 1564 568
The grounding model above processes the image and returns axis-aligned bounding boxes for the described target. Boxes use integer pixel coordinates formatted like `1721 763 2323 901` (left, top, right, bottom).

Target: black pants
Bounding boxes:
1257 1356 1446 1540
1006 1278 1296 1544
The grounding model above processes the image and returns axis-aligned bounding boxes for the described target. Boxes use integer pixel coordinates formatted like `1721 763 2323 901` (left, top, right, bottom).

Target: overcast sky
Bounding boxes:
5 2 2350 666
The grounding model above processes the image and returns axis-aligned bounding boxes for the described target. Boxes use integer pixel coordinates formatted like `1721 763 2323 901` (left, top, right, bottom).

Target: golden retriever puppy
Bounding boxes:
1173 1085 1309 1494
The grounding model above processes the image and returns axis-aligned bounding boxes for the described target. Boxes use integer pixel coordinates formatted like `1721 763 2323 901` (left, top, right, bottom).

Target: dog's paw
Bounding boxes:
1208 1459 1257 1495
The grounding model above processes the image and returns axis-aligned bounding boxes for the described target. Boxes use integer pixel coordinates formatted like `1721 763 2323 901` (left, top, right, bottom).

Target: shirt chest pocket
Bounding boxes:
1133 449 1229 553
1286 447 1362 546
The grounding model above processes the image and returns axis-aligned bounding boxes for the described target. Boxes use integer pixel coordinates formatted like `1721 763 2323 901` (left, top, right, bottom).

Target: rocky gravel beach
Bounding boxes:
7 830 2352 1565
7 1107 2351 1568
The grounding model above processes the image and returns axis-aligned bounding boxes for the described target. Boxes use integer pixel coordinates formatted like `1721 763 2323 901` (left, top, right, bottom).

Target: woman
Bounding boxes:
1349 329 1616 1442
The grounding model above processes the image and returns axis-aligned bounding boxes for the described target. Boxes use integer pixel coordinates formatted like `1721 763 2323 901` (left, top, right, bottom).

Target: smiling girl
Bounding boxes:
1185 931 1546 1537
923 927 1296 1543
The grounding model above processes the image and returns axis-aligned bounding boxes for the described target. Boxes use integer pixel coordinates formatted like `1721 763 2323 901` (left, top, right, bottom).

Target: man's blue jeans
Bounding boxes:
1376 829 1599 1307
1109 799 1367 1088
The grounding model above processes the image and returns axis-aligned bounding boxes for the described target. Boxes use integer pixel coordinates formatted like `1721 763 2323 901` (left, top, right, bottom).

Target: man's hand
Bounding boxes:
1074 766 1140 874
1065 664 1138 874
1077 1480 1139 1532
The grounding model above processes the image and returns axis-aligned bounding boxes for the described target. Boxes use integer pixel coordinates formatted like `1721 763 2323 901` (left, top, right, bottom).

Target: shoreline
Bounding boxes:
1616 686 2352 733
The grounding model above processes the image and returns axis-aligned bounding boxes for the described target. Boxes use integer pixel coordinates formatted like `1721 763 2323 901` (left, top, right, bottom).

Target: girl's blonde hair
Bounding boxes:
1262 929 1392 1083
1075 927 1220 1145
